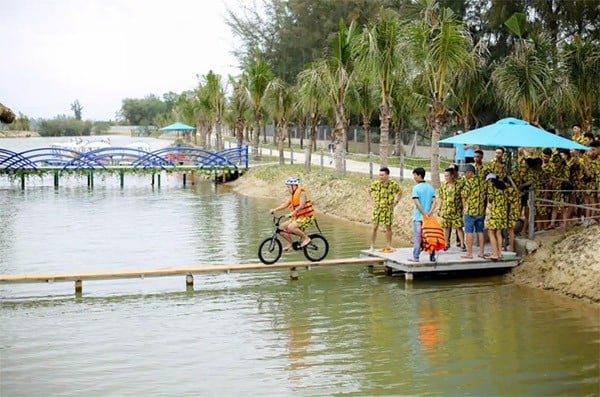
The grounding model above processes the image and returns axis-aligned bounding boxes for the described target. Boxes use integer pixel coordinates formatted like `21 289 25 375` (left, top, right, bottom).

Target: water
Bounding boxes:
1 138 599 396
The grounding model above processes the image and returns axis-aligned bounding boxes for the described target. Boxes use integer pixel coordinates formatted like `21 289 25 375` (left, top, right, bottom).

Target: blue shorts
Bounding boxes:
464 215 484 233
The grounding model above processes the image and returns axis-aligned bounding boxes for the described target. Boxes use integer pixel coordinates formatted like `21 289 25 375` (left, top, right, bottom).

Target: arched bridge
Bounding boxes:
0 145 249 172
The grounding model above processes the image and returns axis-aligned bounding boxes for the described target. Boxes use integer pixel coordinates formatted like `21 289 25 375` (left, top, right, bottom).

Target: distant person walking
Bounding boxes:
409 167 437 262
369 167 402 252
452 131 466 167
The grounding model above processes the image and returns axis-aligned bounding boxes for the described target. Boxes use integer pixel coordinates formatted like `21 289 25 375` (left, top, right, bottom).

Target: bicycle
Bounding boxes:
258 215 329 265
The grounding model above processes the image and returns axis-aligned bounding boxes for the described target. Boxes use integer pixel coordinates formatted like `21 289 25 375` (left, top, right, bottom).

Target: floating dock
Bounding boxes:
360 245 519 280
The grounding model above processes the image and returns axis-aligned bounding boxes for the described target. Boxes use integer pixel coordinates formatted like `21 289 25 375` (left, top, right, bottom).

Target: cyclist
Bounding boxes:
269 176 315 251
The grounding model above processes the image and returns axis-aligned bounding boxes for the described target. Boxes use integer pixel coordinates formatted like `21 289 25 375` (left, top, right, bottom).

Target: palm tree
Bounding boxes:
227 75 251 147
491 34 554 125
265 78 293 165
447 40 489 131
562 36 600 133
242 51 274 160
319 19 361 176
404 0 476 187
296 63 328 171
359 8 404 167
200 71 226 150
491 12 556 125
348 73 378 156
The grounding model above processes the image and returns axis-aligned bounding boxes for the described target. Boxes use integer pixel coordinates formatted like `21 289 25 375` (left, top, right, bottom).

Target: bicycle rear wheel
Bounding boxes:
258 237 283 265
303 233 329 262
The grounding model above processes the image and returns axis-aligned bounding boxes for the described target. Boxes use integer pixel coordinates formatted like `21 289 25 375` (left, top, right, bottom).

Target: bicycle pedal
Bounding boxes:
292 241 301 250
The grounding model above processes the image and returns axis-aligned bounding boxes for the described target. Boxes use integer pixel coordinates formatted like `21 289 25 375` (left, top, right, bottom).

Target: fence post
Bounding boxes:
528 187 535 239
320 149 324 171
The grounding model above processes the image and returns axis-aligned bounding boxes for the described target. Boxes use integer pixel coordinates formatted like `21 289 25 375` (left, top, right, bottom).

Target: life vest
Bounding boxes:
421 215 446 253
291 187 315 219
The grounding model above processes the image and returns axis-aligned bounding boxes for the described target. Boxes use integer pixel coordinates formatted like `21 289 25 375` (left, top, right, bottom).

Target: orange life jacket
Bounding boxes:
291 187 315 219
421 215 446 253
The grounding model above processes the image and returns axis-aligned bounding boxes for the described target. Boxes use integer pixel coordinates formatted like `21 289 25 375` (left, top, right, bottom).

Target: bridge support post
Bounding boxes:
87 171 94 188
185 273 194 290
54 171 59 189
183 173 186 187
120 171 124 188
290 267 299 281
21 174 25 189
157 174 161 188
75 279 82 294
151 173 155 186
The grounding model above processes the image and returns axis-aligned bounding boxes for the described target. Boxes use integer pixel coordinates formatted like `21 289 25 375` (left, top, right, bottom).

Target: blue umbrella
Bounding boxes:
159 122 195 131
438 117 588 150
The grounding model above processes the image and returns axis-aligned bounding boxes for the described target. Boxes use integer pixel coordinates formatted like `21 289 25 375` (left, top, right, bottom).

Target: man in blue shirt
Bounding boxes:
410 167 437 262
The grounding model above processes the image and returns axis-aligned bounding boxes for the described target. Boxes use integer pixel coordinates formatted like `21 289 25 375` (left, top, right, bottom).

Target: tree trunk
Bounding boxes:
363 115 371 155
277 120 286 165
333 103 347 176
215 118 222 150
429 101 443 188
252 115 261 160
379 104 391 168
394 120 403 158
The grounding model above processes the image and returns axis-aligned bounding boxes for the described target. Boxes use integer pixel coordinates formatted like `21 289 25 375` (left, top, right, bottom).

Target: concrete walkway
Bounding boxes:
259 146 441 182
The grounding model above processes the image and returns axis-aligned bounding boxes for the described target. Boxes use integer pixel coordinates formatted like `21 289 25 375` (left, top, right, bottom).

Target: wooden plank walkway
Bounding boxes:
0 257 385 293
360 244 518 279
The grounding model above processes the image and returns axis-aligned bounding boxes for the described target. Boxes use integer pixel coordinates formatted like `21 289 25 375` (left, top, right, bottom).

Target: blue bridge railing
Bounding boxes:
0 145 249 172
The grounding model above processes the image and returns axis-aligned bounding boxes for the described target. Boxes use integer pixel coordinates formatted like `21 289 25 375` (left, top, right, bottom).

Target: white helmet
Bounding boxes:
285 176 300 185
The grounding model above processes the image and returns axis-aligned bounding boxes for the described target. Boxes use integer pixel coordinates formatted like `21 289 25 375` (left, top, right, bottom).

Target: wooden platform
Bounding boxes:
0 257 385 294
360 244 518 276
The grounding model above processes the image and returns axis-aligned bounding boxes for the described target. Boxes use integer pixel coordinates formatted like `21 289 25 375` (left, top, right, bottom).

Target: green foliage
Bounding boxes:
504 12 527 39
38 116 92 137
70 99 83 120
6 112 30 131
92 121 112 134
120 95 167 125
225 0 388 83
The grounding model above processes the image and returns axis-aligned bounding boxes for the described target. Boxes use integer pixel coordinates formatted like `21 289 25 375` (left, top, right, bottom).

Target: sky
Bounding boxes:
0 0 241 121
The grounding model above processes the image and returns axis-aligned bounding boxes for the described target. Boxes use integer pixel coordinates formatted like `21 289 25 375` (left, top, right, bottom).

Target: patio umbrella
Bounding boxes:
159 122 195 132
438 117 588 150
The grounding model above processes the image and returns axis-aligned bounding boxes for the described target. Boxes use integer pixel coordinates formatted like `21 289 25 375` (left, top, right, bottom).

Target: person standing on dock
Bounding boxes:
368 167 402 252
408 167 436 262
461 163 487 259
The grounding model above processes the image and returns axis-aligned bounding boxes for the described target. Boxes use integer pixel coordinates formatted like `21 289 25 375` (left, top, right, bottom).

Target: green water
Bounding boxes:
0 177 598 396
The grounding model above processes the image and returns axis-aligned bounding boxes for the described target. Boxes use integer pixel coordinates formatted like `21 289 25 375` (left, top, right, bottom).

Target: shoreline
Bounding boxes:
229 166 600 305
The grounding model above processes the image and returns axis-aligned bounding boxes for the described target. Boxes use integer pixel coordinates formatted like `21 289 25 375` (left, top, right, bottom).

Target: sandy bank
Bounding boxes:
0 130 40 138
230 165 600 305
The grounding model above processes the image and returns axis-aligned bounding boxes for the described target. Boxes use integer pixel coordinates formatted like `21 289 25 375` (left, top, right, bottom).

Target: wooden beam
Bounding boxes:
0 257 385 284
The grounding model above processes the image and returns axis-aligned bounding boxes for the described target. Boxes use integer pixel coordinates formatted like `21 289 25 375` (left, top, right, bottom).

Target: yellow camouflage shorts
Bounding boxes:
296 216 315 230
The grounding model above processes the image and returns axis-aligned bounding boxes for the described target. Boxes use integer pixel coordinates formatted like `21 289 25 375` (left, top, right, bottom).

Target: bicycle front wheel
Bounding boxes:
258 237 283 265
303 234 329 262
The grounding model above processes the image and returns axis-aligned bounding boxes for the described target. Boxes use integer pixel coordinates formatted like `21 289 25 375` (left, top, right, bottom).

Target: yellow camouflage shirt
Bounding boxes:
369 179 401 208
461 176 486 216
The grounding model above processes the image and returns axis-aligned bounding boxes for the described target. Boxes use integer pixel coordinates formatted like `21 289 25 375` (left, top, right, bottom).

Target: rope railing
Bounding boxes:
524 188 600 237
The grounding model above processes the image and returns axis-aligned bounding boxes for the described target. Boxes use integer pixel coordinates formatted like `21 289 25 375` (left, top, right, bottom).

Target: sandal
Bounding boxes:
461 254 473 259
